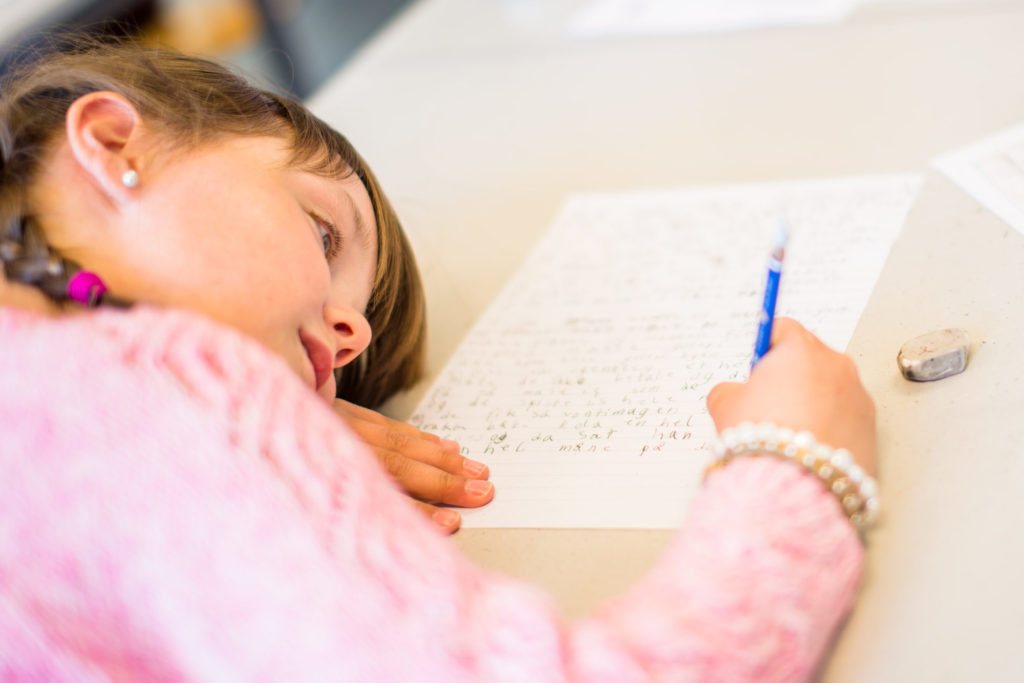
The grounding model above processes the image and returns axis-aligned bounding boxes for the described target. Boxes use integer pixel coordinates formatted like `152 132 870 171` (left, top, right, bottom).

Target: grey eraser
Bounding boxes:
897 328 970 382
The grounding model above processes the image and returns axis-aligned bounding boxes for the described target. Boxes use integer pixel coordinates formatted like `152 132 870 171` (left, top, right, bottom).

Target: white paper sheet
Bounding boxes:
410 175 921 528
934 121 1024 237
569 0 858 37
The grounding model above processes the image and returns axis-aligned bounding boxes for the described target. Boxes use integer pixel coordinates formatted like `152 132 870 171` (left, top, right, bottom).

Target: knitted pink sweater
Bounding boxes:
0 306 863 681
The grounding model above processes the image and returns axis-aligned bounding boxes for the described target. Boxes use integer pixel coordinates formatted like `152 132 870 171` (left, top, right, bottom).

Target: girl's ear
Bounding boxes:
64 91 144 205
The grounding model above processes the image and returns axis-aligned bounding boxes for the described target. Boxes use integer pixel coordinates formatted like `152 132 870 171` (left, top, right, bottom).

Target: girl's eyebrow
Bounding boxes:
339 187 373 251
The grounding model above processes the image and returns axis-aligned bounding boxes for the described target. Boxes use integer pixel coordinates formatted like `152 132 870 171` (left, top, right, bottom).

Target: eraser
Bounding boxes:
897 328 970 382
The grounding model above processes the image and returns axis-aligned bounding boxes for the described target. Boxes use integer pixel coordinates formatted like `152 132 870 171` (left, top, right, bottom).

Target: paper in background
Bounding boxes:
934 121 1024 237
568 0 859 37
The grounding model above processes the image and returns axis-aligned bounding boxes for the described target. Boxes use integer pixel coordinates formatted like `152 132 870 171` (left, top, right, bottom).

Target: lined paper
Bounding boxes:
935 122 1024 236
411 175 921 528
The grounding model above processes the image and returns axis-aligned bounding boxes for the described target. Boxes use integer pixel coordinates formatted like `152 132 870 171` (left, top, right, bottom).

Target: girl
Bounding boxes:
0 36 494 531
0 38 874 680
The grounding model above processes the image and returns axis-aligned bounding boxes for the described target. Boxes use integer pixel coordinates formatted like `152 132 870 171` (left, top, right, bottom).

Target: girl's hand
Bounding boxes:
333 399 494 533
706 318 877 475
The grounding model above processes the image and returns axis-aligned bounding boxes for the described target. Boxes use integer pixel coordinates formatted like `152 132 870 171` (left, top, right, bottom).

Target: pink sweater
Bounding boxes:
0 306 863 681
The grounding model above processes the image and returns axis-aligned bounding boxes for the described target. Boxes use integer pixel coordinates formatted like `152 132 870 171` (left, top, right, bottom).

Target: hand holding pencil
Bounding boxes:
708 222 877 477
708 317 877 477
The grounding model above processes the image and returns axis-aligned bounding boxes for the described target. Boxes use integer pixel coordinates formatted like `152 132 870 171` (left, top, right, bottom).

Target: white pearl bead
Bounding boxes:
801 452 817 468
736 422 756 445
777 427 794 444
784 444 799 458
847 464 864 484
121 168 139 188
813 443 834 462
860 478 878 498
756 422 775 442
863 497 880 522
830 449 852 471
817 464 833 480
793 430 815 449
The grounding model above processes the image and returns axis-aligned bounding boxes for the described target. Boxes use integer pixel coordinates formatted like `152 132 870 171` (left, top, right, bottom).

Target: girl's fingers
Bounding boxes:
334 399 461 453
374 448 495 507
410 499 462 534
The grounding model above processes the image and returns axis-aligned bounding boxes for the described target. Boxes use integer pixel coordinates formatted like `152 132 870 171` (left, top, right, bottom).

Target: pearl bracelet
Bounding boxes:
706 422 879 533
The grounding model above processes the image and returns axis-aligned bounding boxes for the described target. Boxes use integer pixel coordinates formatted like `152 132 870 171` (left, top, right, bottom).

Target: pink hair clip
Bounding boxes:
67 270 108 307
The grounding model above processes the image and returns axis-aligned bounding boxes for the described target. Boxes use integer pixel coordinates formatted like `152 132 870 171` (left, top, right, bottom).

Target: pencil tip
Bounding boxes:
774 217 789 249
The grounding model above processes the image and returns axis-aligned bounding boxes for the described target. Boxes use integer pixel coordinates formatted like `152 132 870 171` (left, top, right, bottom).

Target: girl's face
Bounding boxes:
105 135 377 401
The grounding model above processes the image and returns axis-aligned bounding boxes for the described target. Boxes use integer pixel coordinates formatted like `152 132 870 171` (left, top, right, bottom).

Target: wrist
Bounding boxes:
705 421 879 537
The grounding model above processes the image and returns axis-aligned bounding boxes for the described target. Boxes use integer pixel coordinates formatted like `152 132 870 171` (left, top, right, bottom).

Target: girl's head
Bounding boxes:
0 37 424 407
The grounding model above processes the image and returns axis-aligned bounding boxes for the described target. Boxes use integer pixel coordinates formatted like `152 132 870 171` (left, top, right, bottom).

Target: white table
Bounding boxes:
311 2 1024 679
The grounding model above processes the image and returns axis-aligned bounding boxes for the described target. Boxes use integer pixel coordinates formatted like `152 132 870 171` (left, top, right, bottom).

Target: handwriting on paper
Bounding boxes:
411 175 921 528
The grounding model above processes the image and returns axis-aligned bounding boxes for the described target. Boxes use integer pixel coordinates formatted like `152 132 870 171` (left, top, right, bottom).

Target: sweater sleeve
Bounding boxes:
0 307 863 682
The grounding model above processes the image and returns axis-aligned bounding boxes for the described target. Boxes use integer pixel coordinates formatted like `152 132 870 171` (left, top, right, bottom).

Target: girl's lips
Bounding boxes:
298 330 335 392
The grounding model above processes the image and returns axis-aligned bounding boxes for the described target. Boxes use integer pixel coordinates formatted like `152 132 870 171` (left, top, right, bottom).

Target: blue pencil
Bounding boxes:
750 219 789 370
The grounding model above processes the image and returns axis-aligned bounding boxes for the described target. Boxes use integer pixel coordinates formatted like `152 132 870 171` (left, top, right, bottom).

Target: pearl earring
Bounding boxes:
121 169 139 188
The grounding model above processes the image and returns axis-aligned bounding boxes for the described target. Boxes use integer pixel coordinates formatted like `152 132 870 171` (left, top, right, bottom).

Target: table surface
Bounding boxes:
310 1 1024 680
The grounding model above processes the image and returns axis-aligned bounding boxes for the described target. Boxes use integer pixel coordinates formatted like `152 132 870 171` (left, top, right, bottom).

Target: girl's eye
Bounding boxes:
318 223 331 253
311 212 341 260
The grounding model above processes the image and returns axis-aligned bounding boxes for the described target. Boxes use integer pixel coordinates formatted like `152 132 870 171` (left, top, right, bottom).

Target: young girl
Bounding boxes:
0 36 494 532
0 39 875 680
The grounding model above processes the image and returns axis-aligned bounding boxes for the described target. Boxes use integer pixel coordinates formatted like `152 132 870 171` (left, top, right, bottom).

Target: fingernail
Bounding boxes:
440 438 460 452
433 508 460 528
465 479 493 498
462 458 487 478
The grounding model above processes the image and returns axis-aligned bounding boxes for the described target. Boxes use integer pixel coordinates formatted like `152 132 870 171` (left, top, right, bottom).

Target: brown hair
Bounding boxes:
0 36 424 408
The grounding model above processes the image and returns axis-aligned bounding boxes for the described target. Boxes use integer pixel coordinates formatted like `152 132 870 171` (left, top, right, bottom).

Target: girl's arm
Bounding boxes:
0 307 864 681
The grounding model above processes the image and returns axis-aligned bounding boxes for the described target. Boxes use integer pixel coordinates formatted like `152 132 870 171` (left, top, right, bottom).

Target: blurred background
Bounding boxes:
0 0 414 99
